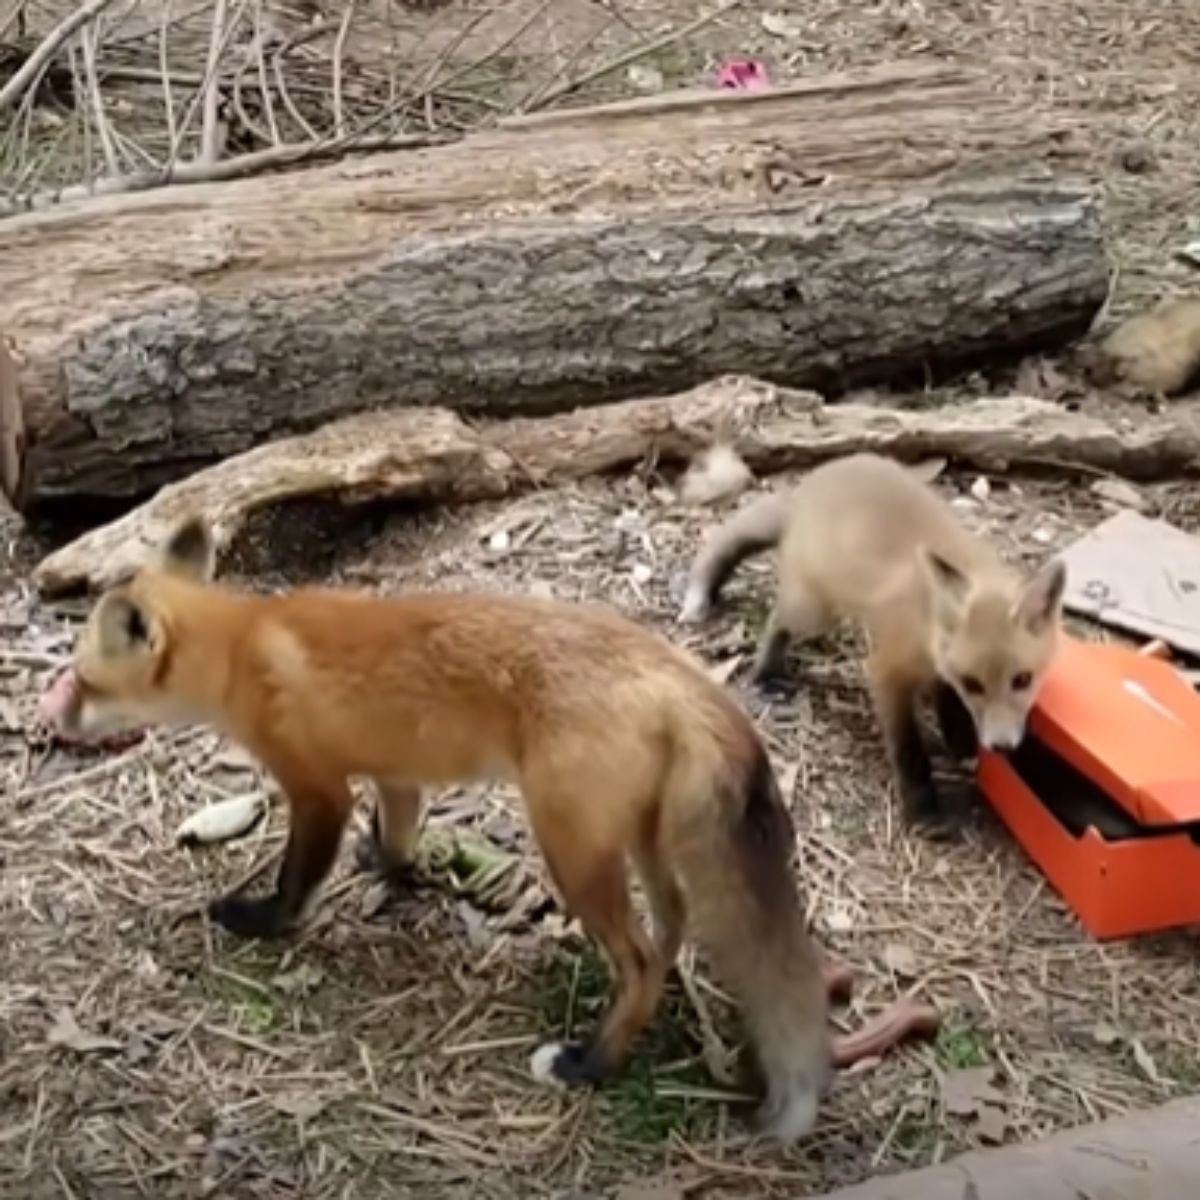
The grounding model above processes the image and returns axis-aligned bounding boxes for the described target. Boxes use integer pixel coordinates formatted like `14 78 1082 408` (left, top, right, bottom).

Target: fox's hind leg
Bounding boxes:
356 779 423 880
524 787 664 1089
631 813 687 968
750 581 832 690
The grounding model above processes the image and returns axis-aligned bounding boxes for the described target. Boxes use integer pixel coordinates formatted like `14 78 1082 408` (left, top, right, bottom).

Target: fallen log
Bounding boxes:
1 60 1107 513
33 375 1200 597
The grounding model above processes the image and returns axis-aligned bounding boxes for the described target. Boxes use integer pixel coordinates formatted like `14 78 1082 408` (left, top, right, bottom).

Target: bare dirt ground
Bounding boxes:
3 0 1200 1198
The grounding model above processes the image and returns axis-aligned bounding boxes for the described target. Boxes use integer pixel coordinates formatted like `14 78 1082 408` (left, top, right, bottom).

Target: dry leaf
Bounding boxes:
826 908 855 934
882 943 919 978
175 792 266 846
706 655 742 686
1091 477 1149 513
778 760 800 804
760 11 798 38
1131 1038 1160 1083
46 1008 122 1055
941 1065 1002 1116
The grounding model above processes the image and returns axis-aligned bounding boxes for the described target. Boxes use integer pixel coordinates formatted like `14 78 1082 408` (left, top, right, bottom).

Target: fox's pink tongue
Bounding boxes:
37 667 80 730
36 667 145 750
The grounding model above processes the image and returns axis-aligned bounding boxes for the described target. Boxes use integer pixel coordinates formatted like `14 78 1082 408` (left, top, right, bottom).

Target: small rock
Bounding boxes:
1090 477 1149 513
1031 527 1054 545
630 562 653 586
487 529 511 553
970 476 991 503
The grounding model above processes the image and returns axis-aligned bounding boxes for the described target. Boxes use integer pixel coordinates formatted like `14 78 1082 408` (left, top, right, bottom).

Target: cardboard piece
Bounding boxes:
1058 509 1200 657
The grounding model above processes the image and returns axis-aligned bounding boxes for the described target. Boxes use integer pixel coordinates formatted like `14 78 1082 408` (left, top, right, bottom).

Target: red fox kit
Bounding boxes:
679 453 1067 830
41 517 829 1142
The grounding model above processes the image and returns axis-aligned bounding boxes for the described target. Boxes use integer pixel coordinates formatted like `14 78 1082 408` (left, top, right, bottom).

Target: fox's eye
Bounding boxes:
961 676 985 697
1011 671 1033 691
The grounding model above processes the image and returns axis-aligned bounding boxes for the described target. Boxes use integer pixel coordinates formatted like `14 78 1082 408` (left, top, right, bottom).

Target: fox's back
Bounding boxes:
778 454 999 621
234 588 728 781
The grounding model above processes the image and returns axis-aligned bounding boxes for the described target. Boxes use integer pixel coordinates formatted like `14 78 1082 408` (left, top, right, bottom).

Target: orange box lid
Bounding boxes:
1028 636 1200 827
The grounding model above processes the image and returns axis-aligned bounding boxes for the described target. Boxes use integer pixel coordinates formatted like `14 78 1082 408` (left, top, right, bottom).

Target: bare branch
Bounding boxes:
159 0 178 152
81 17 120 175
252 0 281 145
331 0 356 138
0 0 119 115
198 0 231 163
529 0 744 111
0 129 450 218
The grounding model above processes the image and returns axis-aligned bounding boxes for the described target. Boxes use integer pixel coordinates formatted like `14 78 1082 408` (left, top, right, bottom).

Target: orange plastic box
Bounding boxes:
977 635 1200 940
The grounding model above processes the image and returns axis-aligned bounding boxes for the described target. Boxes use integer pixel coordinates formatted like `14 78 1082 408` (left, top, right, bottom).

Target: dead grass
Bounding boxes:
4 0 1200 1196
5 461 1200 1198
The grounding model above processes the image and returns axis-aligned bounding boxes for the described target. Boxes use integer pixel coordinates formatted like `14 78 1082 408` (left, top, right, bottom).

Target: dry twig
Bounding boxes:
0 0 118 115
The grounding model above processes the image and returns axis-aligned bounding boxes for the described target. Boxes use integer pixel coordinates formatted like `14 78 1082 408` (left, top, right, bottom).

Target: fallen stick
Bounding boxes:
32 376 1200 597
831 997 940 1070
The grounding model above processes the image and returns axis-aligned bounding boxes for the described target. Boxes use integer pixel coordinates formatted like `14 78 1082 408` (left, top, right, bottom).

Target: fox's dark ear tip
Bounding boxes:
162 514 216 579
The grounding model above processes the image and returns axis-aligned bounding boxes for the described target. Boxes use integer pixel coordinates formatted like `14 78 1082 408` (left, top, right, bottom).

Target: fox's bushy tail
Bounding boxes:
679 492 789 624
664 726 830 1142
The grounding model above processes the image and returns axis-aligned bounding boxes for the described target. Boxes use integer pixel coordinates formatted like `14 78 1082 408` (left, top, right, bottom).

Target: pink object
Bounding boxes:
35 666 144 751
37 667 79 730
714 57 770 92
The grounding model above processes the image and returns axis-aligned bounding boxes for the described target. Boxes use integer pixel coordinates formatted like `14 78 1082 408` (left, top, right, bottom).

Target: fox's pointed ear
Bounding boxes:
160 516 215 582
1015 558 1067 633
93 592 163 659
919 547 970 621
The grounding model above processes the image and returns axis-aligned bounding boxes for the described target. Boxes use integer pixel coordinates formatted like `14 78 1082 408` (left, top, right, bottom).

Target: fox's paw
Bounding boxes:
900 783 959 842
529 1041 606 1089
907 803 958 843
750 672 798 700
208 892 292 939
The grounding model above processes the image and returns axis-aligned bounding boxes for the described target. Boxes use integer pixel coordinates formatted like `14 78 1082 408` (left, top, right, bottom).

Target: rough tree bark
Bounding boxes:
33 376 1200 597
0 61 1108 512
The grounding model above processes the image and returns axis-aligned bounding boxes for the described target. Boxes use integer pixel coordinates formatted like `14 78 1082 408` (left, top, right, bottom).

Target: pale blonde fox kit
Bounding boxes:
679 453 1066 830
